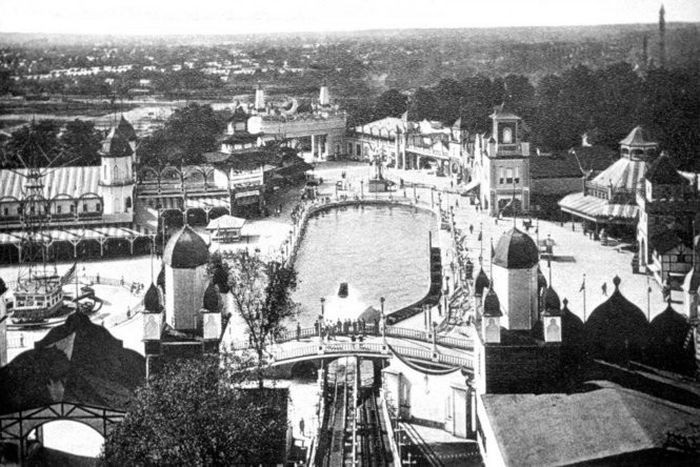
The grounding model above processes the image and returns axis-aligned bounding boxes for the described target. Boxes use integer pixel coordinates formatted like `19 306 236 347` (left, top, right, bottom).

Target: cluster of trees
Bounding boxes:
138 103 228 167
103 250 298 463
1 119 103 168
101 356 288 465
367 63 700 170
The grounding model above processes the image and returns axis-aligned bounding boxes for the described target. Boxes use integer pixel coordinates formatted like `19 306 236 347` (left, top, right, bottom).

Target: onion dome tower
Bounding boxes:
492 228 539 330
201 282 223 342
482 287 502 344
541 286 562 343
648 302 694 374
584 276 649 364
202 282 222 314
144 283 163 313
163 226 210 332
474 268 490 299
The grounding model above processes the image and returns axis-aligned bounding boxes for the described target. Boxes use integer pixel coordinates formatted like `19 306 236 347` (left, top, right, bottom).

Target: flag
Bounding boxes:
579 277 586 292
477 231 482 241
60 262 77 286
490 240 495 259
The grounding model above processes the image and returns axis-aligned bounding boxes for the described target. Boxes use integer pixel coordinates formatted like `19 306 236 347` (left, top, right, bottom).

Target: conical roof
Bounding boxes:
116 116 137 142
560 298 585 344
542 286 561 316
645 152 686 185
164 225 209 269
474 268 490 296
619 126 657 147
144 283 162 313
157 265 166 289
493 228 539 269
584 276 649 363
101 128 133 158
202 282 221 313
483 287 502 317
537 266 548 291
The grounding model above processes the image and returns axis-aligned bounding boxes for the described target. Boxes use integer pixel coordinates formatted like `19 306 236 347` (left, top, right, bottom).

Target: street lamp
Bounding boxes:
380 297 386 340
360 179 364 198
320 297 325 322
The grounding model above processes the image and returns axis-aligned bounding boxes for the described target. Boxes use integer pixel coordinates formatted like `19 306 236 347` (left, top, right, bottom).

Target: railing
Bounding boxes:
266 324 472 350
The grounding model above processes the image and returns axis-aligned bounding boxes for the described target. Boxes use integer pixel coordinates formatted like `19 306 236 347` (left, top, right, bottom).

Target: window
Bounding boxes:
499 168 505 185
125 196 132 211
16 207 21 215
70 204 75 213
96 203 101 212
83 204 88 212
57 205 62 214
114 165 119 180
348 143 353 155
502 127 513 144
356 144 361 156
30 205 35 214
514 166 520 184
3 208 7 216
506 168 513 184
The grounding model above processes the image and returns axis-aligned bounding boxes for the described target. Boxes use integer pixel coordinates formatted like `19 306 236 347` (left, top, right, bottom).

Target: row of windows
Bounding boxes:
2 203 102 216
498 167 520 185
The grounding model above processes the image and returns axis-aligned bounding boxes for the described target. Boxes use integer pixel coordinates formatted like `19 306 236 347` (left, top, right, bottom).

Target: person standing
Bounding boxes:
601 282 608 296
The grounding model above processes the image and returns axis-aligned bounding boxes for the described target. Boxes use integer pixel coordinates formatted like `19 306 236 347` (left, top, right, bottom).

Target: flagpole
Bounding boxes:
647 275 651 321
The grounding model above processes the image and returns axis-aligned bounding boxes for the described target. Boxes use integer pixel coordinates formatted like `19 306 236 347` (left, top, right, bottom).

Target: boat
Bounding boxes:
338 282 349 298
11 263 77 325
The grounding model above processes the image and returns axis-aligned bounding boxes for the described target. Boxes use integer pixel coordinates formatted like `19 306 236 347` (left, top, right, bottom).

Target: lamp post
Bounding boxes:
380 296 386 343
431 187 435 207
360 179 364 198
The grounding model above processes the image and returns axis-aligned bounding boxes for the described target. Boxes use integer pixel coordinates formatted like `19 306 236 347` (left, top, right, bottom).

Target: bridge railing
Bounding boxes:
272 324 473 350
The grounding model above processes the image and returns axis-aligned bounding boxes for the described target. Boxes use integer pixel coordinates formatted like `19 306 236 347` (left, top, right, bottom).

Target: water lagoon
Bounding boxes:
292 204 437 325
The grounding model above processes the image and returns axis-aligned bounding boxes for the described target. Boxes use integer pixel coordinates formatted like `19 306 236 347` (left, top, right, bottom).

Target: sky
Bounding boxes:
0 0 699 35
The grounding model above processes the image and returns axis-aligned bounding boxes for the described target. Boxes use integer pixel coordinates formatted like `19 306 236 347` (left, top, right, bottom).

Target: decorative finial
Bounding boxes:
562 297 568 308
612 275 621 289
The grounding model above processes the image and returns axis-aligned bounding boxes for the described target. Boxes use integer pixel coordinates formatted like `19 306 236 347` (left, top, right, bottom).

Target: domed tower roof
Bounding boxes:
474 268 490 297
164 226 210 269
584 276 650 363
202 282 221 313
560 298 584 343
620 126 657 148
493 228 539 269
101 128 133 158
0 275 6 296
542 286 561 316
483 288 502 317
144 283 162 313
116 116 137 142
648 303 694 373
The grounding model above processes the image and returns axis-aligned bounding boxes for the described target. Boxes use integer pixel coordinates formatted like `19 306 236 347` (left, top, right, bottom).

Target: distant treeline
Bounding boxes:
361 62 700 170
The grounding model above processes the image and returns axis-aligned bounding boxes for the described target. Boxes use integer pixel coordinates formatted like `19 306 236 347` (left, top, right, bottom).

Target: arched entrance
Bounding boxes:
27 419 106 459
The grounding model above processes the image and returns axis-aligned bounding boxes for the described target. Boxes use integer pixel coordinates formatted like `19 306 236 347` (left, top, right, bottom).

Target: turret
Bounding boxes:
482 287 502 344
163 226 210 332
99 121 136 218
201 282 222 345
541 286 562 343
491 228 539 330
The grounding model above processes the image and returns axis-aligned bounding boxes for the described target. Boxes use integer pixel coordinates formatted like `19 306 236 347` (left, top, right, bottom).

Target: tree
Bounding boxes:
219 250 298 387
163 103 223 165
101 356 288 466
60 119 102 166
3 120 61 169
373 89 407 119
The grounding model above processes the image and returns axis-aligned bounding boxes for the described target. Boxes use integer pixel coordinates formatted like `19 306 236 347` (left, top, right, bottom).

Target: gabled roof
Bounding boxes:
0 313 145 414
620 126 657 147
206 214 246 230
645 153 687 185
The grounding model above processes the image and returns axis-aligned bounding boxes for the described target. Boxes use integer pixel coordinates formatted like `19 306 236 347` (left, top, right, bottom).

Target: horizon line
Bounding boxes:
0 20 696 39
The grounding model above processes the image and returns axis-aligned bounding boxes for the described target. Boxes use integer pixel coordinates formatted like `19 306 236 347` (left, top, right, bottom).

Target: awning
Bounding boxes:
0 232 21 245
206 215 246 230
45 229 81 243
559 192 638 222
185 196 230 210
462 178 480 193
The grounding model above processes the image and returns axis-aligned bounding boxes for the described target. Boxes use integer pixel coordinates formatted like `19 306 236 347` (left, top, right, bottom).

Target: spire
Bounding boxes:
659 3 666 68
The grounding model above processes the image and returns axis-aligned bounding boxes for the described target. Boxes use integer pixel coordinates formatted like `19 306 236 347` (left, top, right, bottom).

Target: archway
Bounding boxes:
27 419 105 460
208 206 230 221
133 236 153 256
162 209 184 230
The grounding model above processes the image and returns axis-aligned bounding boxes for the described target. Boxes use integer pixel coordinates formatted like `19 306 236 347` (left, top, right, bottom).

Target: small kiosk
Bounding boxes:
206 215 247 243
